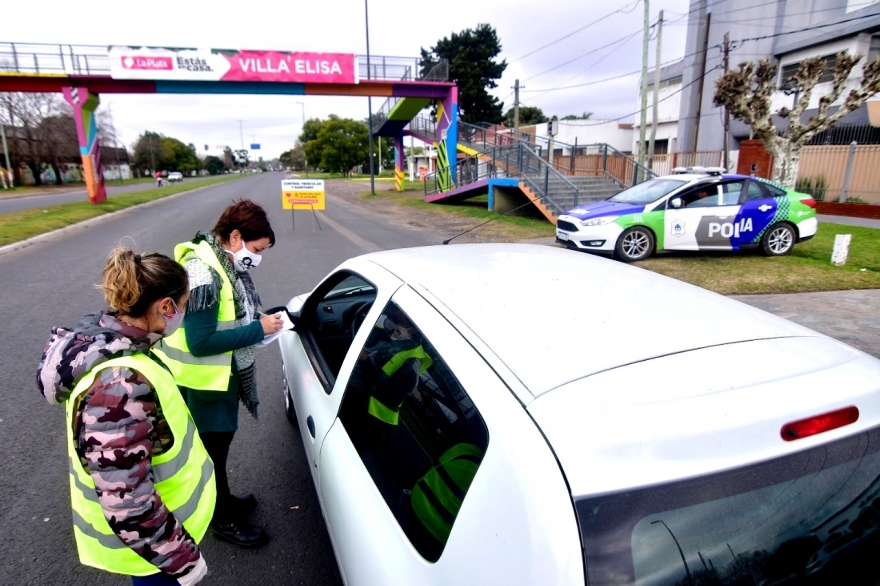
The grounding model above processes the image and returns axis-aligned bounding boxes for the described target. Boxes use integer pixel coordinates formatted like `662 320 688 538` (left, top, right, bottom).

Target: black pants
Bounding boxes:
200 430 237 523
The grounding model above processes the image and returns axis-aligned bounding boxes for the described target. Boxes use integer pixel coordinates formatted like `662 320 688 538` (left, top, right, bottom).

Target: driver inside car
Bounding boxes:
342 305 433 446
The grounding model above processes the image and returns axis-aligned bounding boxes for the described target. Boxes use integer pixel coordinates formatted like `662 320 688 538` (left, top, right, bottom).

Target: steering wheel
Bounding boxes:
350 302 373 341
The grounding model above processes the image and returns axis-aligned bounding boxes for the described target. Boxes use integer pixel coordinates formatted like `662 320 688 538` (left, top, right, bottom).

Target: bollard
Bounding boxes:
831 234 852 266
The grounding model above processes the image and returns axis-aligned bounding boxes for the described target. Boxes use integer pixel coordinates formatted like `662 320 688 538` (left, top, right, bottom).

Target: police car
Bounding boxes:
555 167 818 262
278 244 880 585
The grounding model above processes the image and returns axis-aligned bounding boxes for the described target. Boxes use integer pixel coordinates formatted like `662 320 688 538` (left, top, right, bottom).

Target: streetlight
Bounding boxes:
651 520 694 586
365 0 375 195
296 100 308 178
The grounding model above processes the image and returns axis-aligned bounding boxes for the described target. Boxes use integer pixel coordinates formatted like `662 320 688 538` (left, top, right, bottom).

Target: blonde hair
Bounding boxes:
101 246 187 317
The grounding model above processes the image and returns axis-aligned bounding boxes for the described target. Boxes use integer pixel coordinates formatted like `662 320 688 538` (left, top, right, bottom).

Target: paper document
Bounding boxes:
256 310 295 347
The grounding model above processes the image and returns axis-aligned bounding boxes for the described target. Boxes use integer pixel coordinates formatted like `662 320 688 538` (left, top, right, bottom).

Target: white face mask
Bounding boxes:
161 299 185 337
225 243 262 271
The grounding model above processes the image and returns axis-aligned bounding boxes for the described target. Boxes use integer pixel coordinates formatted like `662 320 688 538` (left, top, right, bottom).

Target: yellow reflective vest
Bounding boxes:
367 344 433 425
66 353 216 576
154 240 235 391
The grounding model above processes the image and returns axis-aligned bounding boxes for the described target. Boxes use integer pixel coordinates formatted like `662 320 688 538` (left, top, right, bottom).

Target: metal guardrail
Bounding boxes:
0 42 442 84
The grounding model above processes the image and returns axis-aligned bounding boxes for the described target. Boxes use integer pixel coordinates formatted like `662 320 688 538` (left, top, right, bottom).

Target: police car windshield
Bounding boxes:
609 178 687 205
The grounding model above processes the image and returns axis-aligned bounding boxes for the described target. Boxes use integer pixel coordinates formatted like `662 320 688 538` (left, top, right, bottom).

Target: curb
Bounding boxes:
0 181 229 258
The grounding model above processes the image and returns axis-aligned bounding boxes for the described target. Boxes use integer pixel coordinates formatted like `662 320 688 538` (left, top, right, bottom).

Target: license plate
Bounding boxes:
557 232 569 241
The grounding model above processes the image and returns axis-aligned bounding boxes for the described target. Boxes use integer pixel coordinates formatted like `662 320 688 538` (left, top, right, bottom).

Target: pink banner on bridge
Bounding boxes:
109 47 359 84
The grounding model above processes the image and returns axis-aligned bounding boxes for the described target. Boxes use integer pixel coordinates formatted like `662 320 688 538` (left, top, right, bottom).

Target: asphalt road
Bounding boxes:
0 172 441 585
0 174 222 214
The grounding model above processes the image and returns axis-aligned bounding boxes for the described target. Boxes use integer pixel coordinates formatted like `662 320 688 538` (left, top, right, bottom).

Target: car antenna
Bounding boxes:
442 195 551 245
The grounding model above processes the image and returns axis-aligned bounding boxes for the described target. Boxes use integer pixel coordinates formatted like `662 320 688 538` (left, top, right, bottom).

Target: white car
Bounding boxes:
556 169 818 262
279 244 880 585
167 171 183 182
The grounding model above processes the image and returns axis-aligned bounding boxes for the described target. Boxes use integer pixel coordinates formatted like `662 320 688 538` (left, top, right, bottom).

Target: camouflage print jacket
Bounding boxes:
37 311 201 579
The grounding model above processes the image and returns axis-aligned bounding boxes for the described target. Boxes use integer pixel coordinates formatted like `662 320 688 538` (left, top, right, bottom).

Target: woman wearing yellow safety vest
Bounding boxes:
154 199 282 548
37 247 215 586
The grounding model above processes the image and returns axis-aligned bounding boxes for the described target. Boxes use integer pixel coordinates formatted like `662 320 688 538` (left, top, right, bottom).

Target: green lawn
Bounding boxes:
0 174 246 247
365 185 880 294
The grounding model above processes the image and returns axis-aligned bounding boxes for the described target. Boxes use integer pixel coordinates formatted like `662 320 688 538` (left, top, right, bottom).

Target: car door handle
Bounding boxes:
307 415 316 438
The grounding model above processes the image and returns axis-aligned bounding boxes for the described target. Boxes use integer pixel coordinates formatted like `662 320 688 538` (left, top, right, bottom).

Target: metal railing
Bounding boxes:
369 61 449 133
0 42 443 83
455 120 656 188
423 141 581 216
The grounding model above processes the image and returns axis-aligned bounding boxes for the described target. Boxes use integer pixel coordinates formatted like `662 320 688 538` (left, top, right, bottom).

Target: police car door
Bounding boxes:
664 180 745 251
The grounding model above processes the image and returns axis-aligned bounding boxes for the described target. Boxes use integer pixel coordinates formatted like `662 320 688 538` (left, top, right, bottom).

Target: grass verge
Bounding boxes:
363 184 880 295
0 174 246 247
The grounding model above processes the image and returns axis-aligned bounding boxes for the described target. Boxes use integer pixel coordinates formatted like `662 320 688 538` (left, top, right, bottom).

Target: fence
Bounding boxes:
798 144 880 204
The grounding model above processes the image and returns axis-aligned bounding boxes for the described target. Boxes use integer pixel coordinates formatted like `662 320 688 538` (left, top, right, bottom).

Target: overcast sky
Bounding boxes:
7 0 692 159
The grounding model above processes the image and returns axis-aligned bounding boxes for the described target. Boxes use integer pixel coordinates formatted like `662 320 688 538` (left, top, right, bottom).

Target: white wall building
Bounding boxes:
632 59 684 155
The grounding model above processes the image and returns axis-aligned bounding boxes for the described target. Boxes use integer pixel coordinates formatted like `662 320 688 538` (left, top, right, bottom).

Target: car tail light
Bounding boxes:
800 198 817 209
781 406 859 441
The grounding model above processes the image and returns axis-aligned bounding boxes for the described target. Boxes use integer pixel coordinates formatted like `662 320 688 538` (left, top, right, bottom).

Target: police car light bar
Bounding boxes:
671 166 725 175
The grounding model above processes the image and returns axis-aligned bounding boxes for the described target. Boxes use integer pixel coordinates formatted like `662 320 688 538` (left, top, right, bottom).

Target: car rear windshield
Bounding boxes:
576 425 880 585
608 178 687 205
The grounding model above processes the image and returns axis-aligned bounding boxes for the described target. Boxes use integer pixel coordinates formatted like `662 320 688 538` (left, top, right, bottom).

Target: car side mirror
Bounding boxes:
670 197 683 209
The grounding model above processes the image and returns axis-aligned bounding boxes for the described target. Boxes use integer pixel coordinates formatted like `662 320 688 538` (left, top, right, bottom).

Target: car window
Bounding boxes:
720 181 745 205
745 181 766 201
575 425 880 585
609 178 688 205
338 300 490 562
760 181 788 198
678 185 720 208
298 271 377 391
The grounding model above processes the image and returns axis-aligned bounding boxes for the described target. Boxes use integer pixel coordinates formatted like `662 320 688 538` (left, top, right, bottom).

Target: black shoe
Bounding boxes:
211 518 269 548
231 492 257 515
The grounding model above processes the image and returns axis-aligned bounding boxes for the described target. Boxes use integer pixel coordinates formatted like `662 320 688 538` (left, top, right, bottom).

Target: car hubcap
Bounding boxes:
769 228 792 253
624 232 649 258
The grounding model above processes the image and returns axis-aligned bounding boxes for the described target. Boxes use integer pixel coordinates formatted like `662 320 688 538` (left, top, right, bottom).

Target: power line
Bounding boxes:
668 3 880 28
568 64 724 126
512 0 641 63
730 12 880 44
525 27 644 82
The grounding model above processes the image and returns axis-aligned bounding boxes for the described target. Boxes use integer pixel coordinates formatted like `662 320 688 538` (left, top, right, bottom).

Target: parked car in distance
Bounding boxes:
279 243 880 585
167 171 183 182
556 167 818 262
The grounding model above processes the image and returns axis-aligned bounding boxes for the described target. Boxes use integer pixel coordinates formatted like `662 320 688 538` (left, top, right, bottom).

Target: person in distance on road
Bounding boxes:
37 246 213 586
153 199 282 549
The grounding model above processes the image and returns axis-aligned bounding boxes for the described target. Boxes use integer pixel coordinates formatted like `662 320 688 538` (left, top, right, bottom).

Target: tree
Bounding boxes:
204 155 225 175
305 116 370 174
714 52 880 188
503 105 548 127
279 143 306 171
131 131 201 174
420 24 507 124
561 112 593 120
0 92 72 185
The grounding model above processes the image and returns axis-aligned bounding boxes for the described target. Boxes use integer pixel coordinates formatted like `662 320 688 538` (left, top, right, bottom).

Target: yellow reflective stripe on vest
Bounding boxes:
367 397 400 425
411 443 483 544
66 354 215 575
154 239 235 391
381 345 433 377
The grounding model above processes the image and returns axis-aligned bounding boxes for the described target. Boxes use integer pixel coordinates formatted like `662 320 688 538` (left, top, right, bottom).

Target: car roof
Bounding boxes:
361 244 818 399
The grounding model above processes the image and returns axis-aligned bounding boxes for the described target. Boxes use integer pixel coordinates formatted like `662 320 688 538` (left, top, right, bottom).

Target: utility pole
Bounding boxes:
722 32 731 170
512 79 522 134
648 10 663 171
693 11 712 152
365 0 376 194
638 0 651 177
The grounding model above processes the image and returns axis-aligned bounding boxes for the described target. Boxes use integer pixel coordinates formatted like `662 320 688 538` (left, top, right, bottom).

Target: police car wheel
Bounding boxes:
615 226 654 263
283 366 298 426
761 223 795 256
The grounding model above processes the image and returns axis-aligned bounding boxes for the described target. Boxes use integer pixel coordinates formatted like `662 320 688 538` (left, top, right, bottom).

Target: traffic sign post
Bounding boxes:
282 179 325 232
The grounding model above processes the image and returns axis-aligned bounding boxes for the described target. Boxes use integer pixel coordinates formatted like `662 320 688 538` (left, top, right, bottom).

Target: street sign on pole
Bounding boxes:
282 179 325 210
250 143 261 150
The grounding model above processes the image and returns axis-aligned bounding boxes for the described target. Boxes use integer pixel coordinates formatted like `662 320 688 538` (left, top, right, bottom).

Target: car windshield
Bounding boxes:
575 425 880 585
609 178 687 205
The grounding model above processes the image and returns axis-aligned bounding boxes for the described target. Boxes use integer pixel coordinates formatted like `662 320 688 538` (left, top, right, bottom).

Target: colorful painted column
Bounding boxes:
394 133 405 192
62 87 106 204
434 87 459 192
